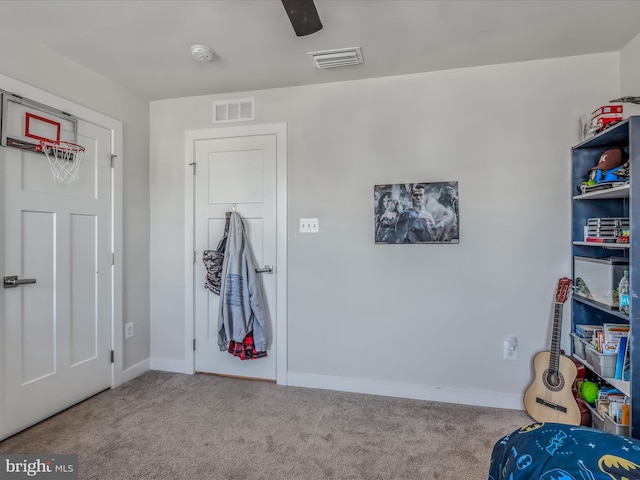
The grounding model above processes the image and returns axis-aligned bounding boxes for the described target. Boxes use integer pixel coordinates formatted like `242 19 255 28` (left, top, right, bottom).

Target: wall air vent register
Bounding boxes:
212 98 255 124
307 47 363 69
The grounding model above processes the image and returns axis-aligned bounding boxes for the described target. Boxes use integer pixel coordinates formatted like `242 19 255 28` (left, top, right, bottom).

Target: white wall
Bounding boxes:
0 20 633 411
0 33 151 374
621 32 640 95
150 53 620 409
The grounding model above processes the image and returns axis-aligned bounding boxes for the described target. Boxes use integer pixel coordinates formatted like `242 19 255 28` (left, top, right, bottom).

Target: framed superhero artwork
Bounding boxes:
374 181 459 244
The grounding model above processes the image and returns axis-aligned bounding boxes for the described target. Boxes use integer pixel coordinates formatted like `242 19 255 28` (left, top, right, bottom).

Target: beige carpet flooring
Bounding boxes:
0 370 532 479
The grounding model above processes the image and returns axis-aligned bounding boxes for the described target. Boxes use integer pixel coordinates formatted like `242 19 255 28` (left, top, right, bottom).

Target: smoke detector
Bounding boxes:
190 45 214 62
307 47 363 69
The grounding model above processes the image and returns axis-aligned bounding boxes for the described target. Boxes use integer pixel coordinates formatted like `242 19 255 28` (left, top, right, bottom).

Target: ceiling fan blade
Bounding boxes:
281 0 323 37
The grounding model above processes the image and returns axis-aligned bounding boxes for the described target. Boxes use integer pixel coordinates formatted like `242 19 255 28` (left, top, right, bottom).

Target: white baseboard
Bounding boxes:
149 357 190 374
126 366 524 410
286 372 524 411
122 358 150 384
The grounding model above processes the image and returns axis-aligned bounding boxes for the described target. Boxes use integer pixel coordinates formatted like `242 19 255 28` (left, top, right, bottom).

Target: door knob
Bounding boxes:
3 275 37 288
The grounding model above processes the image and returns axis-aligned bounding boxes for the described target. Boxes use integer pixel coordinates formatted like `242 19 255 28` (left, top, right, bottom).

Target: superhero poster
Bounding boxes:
374 181 459 244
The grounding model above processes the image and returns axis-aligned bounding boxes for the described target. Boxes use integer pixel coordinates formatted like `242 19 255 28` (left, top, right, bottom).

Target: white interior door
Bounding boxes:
194 133 277 380
0 120 113 440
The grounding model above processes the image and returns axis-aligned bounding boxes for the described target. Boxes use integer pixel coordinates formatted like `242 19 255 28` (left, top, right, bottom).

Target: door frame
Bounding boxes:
0 73 124 390
184 123 288 384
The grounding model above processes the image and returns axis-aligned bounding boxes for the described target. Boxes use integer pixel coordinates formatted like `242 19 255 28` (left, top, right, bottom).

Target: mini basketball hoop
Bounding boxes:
38 140 85 183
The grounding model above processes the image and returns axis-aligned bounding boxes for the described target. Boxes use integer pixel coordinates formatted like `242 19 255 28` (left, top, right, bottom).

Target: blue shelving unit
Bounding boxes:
571 116 638 438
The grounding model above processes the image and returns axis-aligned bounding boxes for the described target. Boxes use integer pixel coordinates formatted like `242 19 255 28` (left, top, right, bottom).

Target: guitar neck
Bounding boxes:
549 301 563 374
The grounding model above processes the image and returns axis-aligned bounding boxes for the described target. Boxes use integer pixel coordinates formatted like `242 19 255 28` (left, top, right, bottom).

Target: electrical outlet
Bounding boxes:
299 218 319 233
503 336 518 360
125 322 134 339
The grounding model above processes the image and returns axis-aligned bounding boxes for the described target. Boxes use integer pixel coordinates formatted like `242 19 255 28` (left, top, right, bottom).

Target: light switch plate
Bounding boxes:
300 218 319 233
125 322 134 339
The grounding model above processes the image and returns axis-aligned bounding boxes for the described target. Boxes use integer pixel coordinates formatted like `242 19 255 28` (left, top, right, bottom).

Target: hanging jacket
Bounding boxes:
217 212 269 352
203 213 230 295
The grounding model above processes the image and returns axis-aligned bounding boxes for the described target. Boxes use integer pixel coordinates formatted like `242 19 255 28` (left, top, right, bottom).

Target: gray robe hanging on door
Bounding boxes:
217 212 269 352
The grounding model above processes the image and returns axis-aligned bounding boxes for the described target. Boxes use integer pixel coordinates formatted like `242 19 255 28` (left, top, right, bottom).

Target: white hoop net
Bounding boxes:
39 140 85 183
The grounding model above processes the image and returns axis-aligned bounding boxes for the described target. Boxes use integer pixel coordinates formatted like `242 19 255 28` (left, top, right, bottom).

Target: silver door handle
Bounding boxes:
3 275 37 288
255 265 273 274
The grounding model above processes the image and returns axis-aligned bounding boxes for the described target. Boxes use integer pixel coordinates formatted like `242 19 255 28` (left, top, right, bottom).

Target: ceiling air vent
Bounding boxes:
307 47 363 69
212 98 255 124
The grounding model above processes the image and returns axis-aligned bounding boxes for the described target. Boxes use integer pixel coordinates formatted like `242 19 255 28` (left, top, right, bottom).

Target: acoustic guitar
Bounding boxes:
524 278 583 425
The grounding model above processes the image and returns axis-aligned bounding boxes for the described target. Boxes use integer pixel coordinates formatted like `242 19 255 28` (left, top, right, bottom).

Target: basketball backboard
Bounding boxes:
1 92 78 152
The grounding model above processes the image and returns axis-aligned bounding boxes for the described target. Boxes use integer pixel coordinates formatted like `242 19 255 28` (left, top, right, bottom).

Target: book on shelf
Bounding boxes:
614 335 628 380
591 323 630 355
622 337 631 382
603 323 630 342
575 324 603 340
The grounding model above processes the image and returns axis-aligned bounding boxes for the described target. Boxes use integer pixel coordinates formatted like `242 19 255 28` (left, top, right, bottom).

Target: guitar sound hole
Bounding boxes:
542 369 565 392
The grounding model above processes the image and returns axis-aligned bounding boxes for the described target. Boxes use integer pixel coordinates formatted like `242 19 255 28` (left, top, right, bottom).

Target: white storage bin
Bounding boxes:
591 350 618 378
573 256 629 308
603 412 630 436
571 334 586 359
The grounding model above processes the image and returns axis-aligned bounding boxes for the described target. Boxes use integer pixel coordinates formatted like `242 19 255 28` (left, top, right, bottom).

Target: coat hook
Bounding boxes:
232 203 237 212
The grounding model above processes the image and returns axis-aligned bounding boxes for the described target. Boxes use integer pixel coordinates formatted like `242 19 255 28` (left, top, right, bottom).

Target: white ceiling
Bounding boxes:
1 0 639 101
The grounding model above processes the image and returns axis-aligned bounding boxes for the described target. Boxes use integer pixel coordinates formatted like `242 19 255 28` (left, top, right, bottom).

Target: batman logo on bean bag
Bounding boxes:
539 469 575 480
598 454 640 480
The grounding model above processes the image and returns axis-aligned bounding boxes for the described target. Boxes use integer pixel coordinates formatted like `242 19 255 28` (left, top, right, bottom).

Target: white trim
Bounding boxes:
111 129 124 389
287 372 525 411
184 137 196 375
150 358 189 373
0 73 124 389
122 358 150 384
184 123 288 383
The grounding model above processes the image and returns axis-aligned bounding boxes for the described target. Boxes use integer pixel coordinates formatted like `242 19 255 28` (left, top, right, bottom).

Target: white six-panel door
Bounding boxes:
194 133 278 380
1 120 113 439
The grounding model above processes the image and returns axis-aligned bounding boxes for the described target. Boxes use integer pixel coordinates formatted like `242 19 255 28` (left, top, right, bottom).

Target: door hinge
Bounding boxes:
193 339 196 351
110 350 115 363
110 154 117 168
193 251 196 264
110 252 115 266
